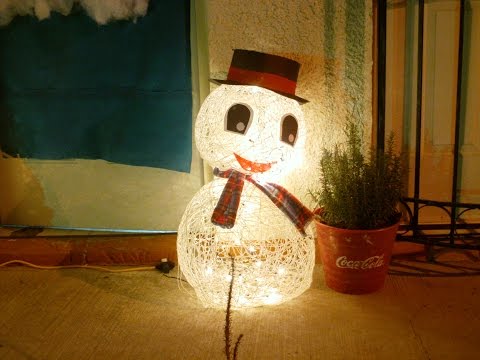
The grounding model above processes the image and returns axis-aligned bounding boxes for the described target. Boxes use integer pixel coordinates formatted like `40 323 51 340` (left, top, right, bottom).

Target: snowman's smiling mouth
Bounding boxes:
234 153 274 173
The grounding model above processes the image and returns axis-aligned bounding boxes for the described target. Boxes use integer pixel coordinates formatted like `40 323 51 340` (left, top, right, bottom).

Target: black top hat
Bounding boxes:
210 49 308 104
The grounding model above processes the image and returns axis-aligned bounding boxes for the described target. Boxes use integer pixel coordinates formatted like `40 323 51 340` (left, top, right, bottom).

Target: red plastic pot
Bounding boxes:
315 220 400 294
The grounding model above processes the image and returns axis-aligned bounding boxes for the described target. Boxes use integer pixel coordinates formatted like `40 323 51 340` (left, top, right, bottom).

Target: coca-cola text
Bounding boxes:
335 255 385 270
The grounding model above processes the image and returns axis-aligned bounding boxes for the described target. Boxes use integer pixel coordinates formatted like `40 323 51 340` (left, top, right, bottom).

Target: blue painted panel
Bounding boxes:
0 0 192 172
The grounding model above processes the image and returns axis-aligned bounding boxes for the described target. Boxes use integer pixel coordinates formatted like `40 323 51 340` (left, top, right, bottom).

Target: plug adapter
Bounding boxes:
155 258 175 273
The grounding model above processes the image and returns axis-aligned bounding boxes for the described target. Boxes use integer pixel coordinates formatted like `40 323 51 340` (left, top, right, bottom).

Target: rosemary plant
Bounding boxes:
310 121 404 230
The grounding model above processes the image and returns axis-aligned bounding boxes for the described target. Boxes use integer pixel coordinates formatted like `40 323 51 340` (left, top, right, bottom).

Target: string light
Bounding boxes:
178 48 315 309
177 85 315 308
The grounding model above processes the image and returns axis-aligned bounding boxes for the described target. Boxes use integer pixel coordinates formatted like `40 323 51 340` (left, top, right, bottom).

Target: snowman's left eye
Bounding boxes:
281 115 298 146
225 103 252 135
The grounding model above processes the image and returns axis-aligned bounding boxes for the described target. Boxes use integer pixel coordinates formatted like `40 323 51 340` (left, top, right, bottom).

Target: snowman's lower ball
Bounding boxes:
177 179 315 308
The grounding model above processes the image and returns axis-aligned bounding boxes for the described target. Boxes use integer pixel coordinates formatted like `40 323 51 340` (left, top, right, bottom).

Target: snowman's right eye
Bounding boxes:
225 103 252 135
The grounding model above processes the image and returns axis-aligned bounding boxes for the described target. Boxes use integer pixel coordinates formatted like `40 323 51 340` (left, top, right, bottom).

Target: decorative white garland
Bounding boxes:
0 0 149 26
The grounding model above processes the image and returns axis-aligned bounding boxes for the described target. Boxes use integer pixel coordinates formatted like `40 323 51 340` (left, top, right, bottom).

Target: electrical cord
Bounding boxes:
0 259 189 284
0 259 155 272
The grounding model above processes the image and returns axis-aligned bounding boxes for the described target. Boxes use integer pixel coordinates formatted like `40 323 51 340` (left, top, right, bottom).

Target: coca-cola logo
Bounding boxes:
335 254 385 270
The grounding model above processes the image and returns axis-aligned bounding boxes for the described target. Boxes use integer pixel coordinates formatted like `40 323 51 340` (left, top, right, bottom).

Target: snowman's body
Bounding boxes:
178 85 315 308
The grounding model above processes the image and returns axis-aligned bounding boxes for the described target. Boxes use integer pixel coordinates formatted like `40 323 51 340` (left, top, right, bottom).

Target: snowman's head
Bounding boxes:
195 84 306 179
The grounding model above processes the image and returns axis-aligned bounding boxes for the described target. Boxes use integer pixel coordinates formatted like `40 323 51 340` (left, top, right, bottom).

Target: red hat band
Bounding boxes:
227 66 297 97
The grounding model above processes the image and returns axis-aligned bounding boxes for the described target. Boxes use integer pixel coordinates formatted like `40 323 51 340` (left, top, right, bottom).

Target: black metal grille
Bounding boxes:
377 0 480 251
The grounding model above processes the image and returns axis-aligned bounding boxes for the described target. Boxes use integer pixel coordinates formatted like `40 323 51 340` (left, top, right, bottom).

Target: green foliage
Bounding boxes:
310 121 404 230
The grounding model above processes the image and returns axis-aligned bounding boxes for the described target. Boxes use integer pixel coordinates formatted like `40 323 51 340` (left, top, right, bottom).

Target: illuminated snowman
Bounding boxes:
178 50 315 308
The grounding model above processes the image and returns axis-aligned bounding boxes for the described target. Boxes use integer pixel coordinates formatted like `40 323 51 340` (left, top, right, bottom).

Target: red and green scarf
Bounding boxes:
211 168 314 236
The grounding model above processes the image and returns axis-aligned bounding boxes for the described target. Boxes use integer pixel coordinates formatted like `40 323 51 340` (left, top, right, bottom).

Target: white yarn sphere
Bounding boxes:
195 85 306 180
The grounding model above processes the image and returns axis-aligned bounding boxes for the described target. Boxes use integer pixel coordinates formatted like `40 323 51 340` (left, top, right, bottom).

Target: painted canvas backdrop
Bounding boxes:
0 0 192 173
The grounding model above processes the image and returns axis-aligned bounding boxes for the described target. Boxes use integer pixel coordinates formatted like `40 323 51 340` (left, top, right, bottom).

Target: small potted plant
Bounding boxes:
309 119 404 294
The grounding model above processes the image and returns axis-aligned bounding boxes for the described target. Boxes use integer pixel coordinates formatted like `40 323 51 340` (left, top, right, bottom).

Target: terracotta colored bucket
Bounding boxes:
315 221 399 294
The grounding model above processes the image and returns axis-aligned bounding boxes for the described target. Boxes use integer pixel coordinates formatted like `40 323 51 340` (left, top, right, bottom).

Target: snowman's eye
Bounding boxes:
281 115 298 146
225 103 252 135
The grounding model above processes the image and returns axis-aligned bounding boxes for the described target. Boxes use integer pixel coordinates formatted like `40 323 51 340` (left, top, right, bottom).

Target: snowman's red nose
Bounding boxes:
234 153 273 173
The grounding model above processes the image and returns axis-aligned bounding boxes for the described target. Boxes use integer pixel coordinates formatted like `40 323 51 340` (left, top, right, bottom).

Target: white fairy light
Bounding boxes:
205 267 213 276
264 291 283 305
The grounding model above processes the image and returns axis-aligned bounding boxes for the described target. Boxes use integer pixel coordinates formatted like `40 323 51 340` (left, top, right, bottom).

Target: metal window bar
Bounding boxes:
378 0 480 253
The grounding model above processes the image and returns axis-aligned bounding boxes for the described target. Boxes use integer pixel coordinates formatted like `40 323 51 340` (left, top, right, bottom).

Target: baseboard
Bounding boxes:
0 228 177 266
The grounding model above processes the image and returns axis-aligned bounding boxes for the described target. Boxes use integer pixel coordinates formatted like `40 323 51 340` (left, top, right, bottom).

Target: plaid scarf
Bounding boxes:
211 168 314 235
